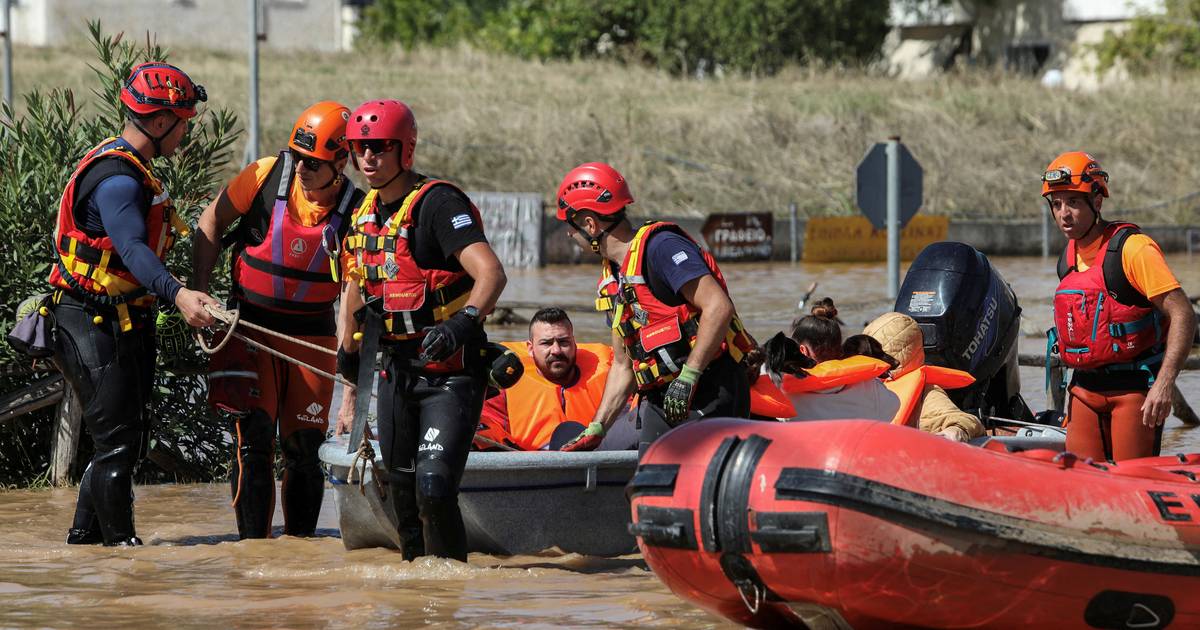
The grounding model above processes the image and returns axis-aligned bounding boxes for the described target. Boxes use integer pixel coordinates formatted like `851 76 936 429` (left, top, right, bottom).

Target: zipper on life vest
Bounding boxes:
1091 292 1104 341
1055 289 1087 314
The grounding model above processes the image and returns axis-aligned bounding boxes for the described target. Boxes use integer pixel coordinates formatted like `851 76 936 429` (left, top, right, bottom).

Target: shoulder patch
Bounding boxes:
671 251 689 265
451 213 473 230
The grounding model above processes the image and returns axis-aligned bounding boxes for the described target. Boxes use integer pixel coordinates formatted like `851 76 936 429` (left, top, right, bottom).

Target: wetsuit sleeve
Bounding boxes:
423 187 488 263
223 157 277 215
94 175 183 303
1120 234 1181 299
644 232 712 301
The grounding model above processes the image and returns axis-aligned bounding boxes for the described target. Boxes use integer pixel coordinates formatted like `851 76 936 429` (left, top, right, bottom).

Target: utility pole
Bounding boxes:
244 0 261 165
2 0 13 110
886 136 901 300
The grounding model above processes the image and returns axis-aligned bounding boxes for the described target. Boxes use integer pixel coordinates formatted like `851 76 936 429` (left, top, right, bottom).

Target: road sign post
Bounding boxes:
856 138 923 300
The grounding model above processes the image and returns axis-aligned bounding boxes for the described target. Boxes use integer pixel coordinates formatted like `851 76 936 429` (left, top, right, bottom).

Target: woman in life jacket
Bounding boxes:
864 312 985 441
767 299 900 422
1042 151 1195 462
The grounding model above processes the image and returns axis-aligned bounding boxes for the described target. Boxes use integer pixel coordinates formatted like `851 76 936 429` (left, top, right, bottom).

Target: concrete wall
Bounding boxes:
6 0 355 52
540 215 1200 264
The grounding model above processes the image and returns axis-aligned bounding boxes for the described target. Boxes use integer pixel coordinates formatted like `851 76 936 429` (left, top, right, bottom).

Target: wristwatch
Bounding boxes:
461 305 482 323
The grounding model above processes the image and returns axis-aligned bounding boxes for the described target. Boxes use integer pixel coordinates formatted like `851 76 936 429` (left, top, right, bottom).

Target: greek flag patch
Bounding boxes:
451 214 473 230
671 251 689 265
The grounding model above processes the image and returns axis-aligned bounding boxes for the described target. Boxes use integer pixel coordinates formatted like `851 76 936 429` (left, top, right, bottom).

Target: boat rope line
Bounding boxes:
775 467 1200 575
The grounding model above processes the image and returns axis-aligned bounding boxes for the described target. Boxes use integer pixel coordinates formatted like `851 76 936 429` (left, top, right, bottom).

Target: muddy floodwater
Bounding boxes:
3 255 1198 628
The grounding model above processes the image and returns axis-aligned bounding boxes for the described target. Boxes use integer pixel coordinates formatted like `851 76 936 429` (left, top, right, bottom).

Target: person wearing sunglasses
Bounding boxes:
192 101 364 539
47 61 219 546
1043 151 1195 462
334 99 507 561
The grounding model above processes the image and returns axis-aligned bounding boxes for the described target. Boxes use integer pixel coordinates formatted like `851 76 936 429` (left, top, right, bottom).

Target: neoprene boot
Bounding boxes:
280 429 325 537
416 465 467 562
230 411 276 539
387 478 425 560
67 463 103 545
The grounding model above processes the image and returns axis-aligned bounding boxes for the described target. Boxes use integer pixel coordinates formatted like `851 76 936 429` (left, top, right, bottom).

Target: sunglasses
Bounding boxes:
351 139 398 156
290 151 329 171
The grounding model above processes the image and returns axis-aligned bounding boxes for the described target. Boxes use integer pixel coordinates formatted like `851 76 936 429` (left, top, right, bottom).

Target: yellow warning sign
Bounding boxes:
803 215 949 262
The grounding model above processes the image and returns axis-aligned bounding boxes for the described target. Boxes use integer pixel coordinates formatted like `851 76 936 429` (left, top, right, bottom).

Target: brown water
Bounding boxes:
3 255 1197 628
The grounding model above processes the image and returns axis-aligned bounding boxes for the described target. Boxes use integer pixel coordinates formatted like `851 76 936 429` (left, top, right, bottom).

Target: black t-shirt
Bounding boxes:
378 182 488 271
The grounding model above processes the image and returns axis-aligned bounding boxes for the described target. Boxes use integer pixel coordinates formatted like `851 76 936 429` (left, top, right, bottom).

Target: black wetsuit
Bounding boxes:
372 185 489 561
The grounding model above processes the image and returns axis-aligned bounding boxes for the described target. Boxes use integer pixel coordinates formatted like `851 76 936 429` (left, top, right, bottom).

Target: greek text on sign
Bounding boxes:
700 212 774 261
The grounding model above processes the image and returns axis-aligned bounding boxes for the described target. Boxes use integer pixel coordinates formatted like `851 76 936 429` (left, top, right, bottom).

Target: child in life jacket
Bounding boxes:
864 312 985 441
767 299 899 422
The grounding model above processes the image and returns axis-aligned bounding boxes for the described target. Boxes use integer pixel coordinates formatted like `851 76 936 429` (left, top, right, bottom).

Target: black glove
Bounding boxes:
419 310 483 363
485 343 524 389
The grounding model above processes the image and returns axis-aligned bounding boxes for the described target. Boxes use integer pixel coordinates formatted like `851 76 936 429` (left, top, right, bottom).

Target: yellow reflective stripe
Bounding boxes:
623 223 655 276
116 304 133 332
431 291 471 323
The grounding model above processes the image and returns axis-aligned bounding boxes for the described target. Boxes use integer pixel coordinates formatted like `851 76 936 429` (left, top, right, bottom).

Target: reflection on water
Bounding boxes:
4 255 1197 627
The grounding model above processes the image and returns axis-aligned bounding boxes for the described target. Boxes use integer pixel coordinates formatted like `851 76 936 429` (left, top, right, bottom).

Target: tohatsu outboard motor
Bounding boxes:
895 242 1034 421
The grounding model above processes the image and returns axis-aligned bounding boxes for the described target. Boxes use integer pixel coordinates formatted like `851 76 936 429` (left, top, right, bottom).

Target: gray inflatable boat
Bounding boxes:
319 434 639 556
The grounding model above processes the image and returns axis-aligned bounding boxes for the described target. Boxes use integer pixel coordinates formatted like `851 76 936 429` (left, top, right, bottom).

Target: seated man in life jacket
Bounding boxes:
864 312 985 442
1042 151 1195 462
474 307 623 451
768 299 899 422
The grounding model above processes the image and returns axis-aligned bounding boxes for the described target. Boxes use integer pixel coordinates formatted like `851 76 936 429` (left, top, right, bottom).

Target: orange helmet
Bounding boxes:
288 101 351 161
1041 151 1109 199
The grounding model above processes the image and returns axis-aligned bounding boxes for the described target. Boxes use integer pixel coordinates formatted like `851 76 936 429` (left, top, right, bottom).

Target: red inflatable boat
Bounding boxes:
628 419 1200 629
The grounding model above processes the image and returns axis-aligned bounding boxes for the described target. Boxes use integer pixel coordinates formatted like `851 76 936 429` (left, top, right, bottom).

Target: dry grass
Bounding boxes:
9 41 1200 222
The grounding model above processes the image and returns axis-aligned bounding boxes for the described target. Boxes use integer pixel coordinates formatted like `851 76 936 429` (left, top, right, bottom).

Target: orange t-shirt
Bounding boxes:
224 156 334 228
1074 232 1181 300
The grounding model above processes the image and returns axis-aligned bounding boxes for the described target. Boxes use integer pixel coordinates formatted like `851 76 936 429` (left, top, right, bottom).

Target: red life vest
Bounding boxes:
594 222 756 391
230 152 360 323
1051 222 1164 372
48 138 185 331
344 179 478 365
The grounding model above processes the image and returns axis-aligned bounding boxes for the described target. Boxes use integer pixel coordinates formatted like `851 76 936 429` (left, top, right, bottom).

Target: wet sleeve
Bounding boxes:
94 175 183 303
424 187 488 261
1121 234 1181 300
645 232 712 298
223 157 277 215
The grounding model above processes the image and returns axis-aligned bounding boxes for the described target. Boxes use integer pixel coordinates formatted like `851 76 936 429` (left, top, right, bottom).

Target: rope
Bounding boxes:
194 304 354 389
347 434 387 499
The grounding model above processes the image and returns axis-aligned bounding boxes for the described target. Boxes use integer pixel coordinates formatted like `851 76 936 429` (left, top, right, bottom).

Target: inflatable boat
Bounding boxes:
320 434 638 556
629 419 1200 629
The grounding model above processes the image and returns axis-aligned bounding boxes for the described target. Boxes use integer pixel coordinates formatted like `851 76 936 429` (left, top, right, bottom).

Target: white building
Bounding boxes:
4 0 369 53
885 0 1165 87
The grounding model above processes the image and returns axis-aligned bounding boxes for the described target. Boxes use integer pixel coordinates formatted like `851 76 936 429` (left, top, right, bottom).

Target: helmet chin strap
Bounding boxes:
1080 196 1102 241
132 115 181 159
569 211 624 254
371 165 406 192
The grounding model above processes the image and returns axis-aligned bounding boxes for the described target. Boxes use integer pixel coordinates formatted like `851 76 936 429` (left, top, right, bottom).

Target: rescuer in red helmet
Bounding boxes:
334 100 507 561
192 101 364 539
46 62 220 546
553 162 756 454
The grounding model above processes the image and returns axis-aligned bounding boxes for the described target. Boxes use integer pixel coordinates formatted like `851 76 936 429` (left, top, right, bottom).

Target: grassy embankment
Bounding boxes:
9 41 1200 222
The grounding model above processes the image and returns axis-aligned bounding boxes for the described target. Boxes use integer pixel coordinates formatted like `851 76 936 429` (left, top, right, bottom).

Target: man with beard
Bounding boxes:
475 308 614 451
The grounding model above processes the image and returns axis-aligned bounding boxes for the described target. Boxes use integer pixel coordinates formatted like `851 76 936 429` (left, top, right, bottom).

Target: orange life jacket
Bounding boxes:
343 179 478 365
497 341 612 450
781 355 892 394
595 221 756 391
48 138 187 331
230 151 360 322
883 365 976 427
749 377 796 418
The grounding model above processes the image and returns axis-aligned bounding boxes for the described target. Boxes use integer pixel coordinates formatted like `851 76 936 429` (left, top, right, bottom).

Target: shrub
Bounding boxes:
1095 0 1200 74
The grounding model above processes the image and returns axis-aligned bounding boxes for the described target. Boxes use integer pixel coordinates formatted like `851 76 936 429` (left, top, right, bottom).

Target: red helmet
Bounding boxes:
556 162 634 221
347 100 417 170
120 62 206 120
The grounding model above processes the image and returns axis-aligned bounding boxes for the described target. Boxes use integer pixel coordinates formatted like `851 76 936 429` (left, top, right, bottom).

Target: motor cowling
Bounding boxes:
895 242 1031 420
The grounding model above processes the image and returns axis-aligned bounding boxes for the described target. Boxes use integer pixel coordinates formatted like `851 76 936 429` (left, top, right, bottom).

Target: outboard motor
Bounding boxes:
895 242 1033 421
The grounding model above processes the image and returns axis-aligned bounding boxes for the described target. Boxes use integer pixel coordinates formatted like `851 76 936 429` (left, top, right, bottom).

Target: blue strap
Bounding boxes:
1045 328 1057 392
1107 311 1160 338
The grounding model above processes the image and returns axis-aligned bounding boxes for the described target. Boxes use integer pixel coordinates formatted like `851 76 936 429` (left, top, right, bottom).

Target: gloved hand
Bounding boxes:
560 421 605 452
663 364 702 426
486 343 524 389
419 310 482 363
